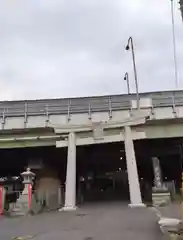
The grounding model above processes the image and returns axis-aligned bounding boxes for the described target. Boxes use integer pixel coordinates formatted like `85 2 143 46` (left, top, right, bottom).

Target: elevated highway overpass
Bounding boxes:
1 90 183 210
0 90 183 147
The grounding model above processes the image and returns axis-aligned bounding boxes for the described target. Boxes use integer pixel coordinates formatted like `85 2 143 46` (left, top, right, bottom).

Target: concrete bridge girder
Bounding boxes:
0 115 183 148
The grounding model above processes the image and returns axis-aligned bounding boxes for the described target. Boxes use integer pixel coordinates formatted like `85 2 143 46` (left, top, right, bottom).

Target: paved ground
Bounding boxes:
157 202 182 219
0 202 165 240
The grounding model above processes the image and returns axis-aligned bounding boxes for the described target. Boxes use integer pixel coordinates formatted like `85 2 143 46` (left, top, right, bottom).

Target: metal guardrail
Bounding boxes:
0 95 132 118
0 91 182 118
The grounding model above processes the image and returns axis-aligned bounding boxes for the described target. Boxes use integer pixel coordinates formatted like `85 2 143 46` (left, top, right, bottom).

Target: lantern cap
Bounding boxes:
21 168 35 177
21 168 35 184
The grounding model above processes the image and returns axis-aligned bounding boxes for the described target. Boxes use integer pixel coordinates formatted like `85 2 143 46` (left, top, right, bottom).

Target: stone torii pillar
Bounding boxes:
124 126 145 207
62 132 77 211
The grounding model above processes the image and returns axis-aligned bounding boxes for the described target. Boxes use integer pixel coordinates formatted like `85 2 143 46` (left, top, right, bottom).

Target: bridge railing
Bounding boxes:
0 92 182 118
152 92 183 108
0 95 132 117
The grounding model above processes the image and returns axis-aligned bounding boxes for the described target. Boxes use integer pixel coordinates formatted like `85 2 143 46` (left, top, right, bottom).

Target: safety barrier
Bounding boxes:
0 91 182 118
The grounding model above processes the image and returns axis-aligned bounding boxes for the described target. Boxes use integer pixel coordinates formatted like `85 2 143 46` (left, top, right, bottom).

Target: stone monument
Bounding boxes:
92 122 104 140
34 167 62 211
152 157 171 206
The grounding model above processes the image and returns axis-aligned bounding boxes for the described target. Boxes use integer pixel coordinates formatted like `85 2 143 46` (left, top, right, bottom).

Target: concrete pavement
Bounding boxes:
0 202 165 240
157 202 182 219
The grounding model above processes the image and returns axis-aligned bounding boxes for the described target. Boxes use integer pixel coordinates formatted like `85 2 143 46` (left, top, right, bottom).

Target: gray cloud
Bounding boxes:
0 0 183 100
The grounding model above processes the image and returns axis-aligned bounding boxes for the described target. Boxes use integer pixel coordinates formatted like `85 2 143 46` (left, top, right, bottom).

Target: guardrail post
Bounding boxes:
24 102 28 128
45 104 49 126
151 105 155 118
67 100 71 121
88 103 92 120
172 93 177 117
2 108 5 130
108 96 112 119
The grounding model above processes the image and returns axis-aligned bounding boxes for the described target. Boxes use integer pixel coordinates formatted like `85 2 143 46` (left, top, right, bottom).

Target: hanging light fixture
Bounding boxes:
179 0 183 20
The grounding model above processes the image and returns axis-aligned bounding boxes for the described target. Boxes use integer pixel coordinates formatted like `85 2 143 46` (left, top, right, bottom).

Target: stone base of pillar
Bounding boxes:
59 206 77 211
128 203 146 208
152 192 171 207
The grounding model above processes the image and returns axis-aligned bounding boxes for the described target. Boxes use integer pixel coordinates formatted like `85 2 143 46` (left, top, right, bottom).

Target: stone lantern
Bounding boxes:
21 168 35 185
20 168 35 200
11 168 35 216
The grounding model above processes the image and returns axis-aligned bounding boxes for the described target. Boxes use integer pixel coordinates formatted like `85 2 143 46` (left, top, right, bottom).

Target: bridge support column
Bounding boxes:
124 126 145 208
63 132 77 211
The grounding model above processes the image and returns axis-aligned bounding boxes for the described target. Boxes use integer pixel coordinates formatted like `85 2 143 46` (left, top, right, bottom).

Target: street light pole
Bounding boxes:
124 72 130 95
125 37 140 110
170 0 178 89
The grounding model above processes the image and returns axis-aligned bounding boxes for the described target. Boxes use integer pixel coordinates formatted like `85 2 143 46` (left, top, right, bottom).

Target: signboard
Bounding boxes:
92 122 104 140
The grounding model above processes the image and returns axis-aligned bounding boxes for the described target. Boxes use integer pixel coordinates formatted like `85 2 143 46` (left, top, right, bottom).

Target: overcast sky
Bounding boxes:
0 0 183 100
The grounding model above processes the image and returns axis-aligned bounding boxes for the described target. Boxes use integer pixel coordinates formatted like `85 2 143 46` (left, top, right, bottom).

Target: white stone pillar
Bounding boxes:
124 126 145 207
63 132 77 211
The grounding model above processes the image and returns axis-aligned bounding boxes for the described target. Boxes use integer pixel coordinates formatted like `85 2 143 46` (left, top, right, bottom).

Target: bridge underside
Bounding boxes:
1 137 182 204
